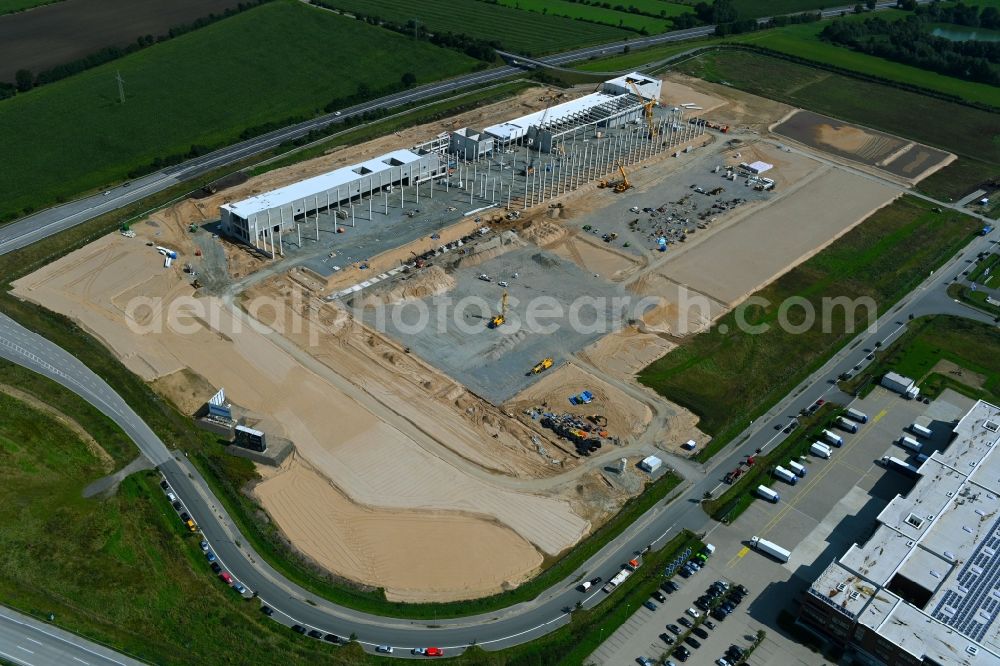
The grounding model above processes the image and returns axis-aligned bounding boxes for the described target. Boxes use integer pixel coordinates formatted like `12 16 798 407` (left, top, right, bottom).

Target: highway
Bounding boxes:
0 607 145 666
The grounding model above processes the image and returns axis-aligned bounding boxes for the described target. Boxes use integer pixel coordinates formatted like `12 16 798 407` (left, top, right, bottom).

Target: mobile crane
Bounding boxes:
488 291 508 328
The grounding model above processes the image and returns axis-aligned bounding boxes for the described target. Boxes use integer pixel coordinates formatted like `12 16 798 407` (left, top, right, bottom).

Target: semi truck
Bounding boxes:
910 423 933 439
757 485 780 503
845 408 868 424
836 416 859 434
773 466 798 485
750 536 791 563
881 455 921 479
787 460 807 477
822 430 844 447
810 442 832 459
602 568 631 593
898 436 922 454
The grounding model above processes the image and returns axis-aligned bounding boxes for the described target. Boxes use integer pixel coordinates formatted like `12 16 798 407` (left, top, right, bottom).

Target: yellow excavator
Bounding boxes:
531 357 554 374
489 291 508 328
628 80 658 137
613 163 631 193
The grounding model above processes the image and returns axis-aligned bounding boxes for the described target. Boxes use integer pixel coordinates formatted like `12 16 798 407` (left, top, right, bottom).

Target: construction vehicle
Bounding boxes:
531 357 554 374
613 163 631 193
627 80 658 137
488 291 508 329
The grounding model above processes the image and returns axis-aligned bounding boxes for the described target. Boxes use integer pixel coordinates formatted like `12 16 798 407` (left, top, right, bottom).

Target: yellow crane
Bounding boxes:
613 162 631 193
489 290 508 328
628 80 658 137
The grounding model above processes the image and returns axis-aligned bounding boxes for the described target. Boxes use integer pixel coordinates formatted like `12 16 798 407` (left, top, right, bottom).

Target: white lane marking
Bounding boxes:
0 612 127 666
16 645 34 653
23 637 41 645
0 648 33 666
74 657 90 664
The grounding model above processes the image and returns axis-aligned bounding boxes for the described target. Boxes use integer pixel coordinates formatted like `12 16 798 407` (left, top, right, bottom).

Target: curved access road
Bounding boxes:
1 220 995 658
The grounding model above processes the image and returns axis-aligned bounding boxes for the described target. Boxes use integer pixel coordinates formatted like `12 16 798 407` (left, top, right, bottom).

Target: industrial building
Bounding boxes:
220 148 445 251
800 400 1000 666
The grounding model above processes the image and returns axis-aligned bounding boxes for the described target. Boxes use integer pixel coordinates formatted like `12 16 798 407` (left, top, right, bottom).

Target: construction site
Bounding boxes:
9 71 955 602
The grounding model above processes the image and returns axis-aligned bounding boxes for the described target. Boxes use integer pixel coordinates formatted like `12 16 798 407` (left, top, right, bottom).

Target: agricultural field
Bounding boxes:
493 0 684 33
675 50 1000 194
0 0 247 84
0 0 477 222
727 14 1000 107
317 0 632 54
671 0 833 19
0 0 61 15
638 197 982 459
0 364 357 665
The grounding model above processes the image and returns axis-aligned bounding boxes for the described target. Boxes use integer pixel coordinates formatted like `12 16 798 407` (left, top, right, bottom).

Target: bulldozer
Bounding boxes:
488 291 508 329
531 357 554 374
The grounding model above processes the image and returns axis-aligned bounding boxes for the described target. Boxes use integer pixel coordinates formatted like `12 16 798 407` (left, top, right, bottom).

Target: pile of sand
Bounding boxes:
519 220 567 247
354 265 455 307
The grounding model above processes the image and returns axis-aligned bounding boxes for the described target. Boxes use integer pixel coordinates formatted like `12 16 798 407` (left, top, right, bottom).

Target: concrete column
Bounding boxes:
336 187 341 211
297 222 301 248
351 205 355 227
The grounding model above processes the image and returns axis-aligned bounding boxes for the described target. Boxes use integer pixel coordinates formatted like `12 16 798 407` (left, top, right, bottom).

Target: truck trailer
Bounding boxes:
910 423 933 439
810 442 832 459
882 372 919 399
898 436 922 454
773 466 798 485
845 408 868 424
787 460 807 477
836 416 859 434
750 536 791 563
757 485 780 503
822 430 844 447
602 568 631 593
881 455 921 479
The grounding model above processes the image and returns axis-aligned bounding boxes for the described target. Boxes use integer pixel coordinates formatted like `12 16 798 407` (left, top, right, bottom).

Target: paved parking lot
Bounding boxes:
589 389 974 666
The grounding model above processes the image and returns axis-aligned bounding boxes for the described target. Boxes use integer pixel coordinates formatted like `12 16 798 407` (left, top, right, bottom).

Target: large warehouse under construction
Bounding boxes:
220 72 673 251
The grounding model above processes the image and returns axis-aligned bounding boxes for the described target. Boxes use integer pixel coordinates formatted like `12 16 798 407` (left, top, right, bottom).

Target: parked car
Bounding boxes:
307 629 322 639
425 647 444 657
667 623 681 635
261 606 273 616
210 562 222 574
323 634 341 643
678 567 692 578
199 540 209 552
716 659 731 666
653 591 667 603
233 582 246 594
678 617 693 629
665 581 680 592
292 625 306 634
376 645 394 654
219 571 233 584
693 627 709 640
160 480 170 490
659 632 675 645
672 646 690 662
685 636 701 649
172 501 183 511
638 658 654 666
704 620 716 630
711 608 728 621
643 601 657 611
206 551 216 563
686 607 702 619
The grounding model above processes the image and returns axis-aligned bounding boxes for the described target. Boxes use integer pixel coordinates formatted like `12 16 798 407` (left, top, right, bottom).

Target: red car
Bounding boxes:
219 571 233 584
425 647 444 657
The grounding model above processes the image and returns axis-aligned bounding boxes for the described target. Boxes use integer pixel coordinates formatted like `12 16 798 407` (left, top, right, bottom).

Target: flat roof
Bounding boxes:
483 92 622 141
809 400 1000 664
221 149 425 220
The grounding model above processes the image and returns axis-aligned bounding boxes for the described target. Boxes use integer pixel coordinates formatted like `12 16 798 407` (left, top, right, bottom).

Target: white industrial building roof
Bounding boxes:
484 92 622 142
221 149 424 219
808 400 1000 665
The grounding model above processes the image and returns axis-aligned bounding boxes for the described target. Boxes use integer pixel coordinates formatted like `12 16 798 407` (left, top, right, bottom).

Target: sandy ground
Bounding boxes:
254 456 543 602
504 363 652 443
664 73 793 133
577 328 676 382
628 271 728 336
548 231 643 283
658 167 901 306
10 222 592 599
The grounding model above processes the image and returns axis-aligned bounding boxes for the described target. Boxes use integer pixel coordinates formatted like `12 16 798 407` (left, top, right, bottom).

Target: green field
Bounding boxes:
493 0 679 33
918 157 1000 201
0 0 62 14
675 50 1000 193
317 0 631 54
671 0 831 18
845 315 1000 404
0 0 477 222
727 15 1000 107
639 197 982 460
0 366 367 665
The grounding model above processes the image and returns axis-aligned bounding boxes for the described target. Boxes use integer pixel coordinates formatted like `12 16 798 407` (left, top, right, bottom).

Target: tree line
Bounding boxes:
821 8 1000 85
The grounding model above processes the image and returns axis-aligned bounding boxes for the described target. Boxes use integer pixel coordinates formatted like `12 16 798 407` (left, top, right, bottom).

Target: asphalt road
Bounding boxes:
0 0 910 258
0 607 145 666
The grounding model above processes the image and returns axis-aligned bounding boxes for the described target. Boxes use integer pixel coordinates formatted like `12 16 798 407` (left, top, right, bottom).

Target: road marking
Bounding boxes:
73 657 89 664
873 409 888 423
16 646 33 654
0 649 33 666
737 547 749 559
22 638 41 646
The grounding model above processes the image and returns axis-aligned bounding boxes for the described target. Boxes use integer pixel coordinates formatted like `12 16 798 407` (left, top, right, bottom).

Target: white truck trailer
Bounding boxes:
822 429 844 447
773 466 798 485
881 455 921 479
845 407 868 423
750 536 791 563
787 460 807 477
836 416 859 434
602 568 631 593
810 442 832 459
882 372 919 399
757 485 780 503
898 436 922 454
910 423 933 439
